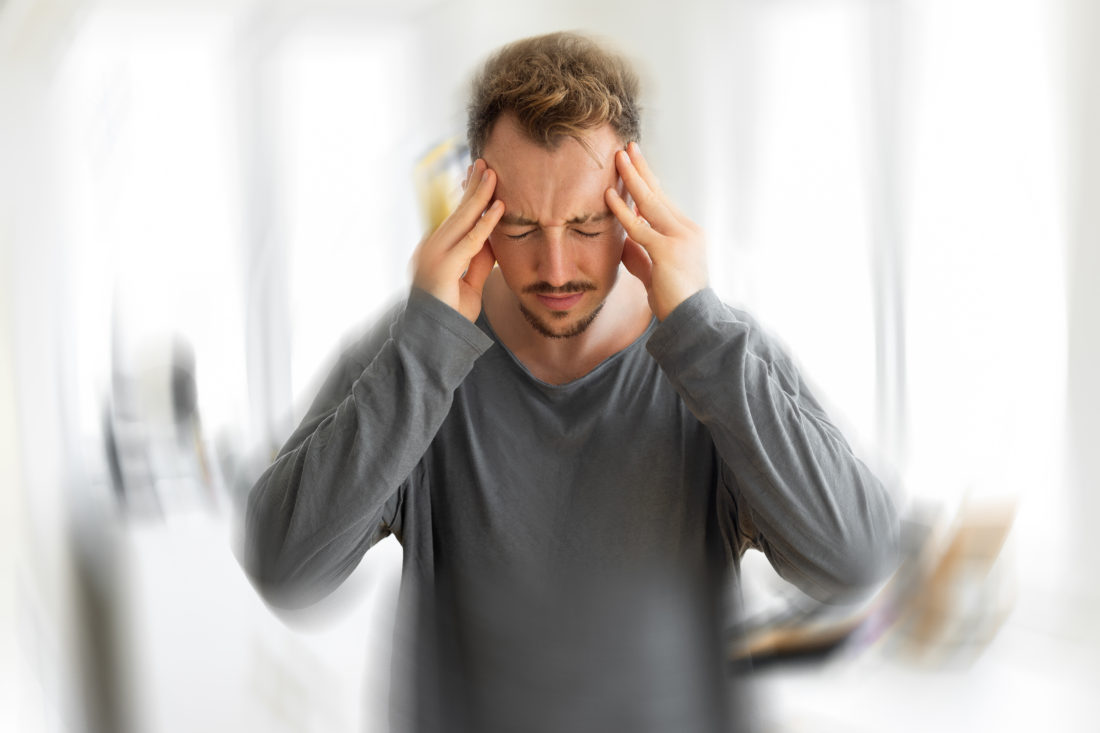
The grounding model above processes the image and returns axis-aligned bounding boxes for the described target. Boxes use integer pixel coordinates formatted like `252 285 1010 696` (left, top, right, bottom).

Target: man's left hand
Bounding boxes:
605 142 709 321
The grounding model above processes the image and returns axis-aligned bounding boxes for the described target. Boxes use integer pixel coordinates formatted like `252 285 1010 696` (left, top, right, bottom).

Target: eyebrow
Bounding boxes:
497 211 614 227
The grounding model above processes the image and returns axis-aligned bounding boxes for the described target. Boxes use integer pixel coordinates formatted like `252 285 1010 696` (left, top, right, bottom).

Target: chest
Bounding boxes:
420 352 718 575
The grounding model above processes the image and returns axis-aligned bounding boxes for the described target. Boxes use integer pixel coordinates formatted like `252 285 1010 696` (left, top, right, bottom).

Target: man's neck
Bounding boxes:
482 269 653 385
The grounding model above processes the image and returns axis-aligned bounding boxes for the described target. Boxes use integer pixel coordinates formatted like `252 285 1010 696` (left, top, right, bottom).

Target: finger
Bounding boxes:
463 240 496 291
437 166 497 244
625 142 661 193
454 160 487 214
620 237 653 288
457 199 505 256
606 186 661 249
432 198 501 285
458 159 484 203
441 198 503 280
614 150 680 233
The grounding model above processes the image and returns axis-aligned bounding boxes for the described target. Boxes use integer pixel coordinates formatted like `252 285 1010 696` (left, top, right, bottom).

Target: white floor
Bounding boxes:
751 605 1100 733
85 511 1100 733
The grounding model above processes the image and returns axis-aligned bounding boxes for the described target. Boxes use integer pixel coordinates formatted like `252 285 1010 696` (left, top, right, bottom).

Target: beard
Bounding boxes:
518 280 603 339
519 300 606 339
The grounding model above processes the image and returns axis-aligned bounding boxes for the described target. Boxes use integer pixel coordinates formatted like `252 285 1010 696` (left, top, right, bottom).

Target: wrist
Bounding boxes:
655 282 707 322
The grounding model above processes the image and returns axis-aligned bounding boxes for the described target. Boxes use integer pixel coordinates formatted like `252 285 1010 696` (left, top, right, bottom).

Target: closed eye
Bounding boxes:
504 228 602 240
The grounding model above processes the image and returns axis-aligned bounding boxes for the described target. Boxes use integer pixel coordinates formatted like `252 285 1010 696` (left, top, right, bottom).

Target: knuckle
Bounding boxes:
473 212 495 231
460 229 483 250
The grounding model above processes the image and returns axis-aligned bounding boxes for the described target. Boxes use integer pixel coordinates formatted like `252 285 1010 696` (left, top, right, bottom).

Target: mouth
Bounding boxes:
535 292 585 311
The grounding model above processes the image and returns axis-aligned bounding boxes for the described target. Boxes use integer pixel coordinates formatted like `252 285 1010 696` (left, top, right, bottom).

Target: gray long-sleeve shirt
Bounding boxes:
245 287 898 732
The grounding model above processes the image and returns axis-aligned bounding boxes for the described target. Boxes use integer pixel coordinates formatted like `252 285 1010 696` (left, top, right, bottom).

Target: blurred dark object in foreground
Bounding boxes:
733 499 1016 671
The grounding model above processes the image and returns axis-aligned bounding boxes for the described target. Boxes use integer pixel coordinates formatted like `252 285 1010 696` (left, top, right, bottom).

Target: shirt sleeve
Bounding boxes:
244 288 494 609
646 288 899 603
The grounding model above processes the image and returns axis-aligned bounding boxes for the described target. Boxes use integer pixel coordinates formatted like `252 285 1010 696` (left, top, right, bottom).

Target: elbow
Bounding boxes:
812 496 902 604
238 447 364 612
242 485 310 611
819 463 903 601
242 534 323 612
784 540 898 606
242 523 293 610
766 488 901 605
829 519 900 602
242 484 375 612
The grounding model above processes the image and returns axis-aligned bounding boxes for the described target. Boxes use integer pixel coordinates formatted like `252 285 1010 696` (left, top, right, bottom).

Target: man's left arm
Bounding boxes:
607 143 899 603
648 290 899 602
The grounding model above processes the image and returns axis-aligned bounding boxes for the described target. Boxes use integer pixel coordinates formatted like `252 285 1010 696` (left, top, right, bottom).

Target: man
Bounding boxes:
245 31 898 733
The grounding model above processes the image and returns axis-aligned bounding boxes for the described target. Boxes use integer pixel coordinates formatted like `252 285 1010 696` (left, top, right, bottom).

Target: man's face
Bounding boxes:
482 115 627 339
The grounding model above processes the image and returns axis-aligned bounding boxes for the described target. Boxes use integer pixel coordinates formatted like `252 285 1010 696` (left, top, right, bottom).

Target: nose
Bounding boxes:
537 229 576 287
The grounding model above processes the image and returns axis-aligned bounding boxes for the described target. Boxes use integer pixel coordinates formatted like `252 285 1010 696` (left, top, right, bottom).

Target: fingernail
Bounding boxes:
481 170 490 183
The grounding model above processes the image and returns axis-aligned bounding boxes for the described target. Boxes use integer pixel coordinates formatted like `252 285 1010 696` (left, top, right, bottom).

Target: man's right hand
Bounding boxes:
411 158 505 323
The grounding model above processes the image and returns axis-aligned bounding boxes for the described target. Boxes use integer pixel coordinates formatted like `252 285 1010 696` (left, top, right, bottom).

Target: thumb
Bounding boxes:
621 238 653 288
463 241 496 293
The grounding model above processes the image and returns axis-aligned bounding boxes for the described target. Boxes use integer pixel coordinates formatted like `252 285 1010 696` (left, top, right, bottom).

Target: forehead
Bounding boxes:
482 116 623 223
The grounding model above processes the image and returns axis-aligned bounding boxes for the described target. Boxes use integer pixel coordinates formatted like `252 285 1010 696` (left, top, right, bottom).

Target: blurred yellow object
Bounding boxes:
897 498 1017 663
414 138 469 232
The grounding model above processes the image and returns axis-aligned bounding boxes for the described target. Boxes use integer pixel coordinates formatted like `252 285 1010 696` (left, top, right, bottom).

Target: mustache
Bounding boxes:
522 281 597 295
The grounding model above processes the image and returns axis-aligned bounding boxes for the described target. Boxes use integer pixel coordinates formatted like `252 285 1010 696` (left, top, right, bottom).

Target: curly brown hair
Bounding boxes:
466 31 641 162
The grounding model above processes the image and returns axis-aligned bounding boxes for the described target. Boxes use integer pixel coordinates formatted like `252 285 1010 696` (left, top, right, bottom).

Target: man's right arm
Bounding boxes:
245 158 505 610
244 291 493 609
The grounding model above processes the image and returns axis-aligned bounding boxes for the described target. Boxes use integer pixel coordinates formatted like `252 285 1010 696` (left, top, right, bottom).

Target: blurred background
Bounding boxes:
2 0 1097 731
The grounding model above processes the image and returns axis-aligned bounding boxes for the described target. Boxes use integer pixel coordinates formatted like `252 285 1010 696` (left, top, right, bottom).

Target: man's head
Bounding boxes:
467 31 641 165
468 32 642 339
